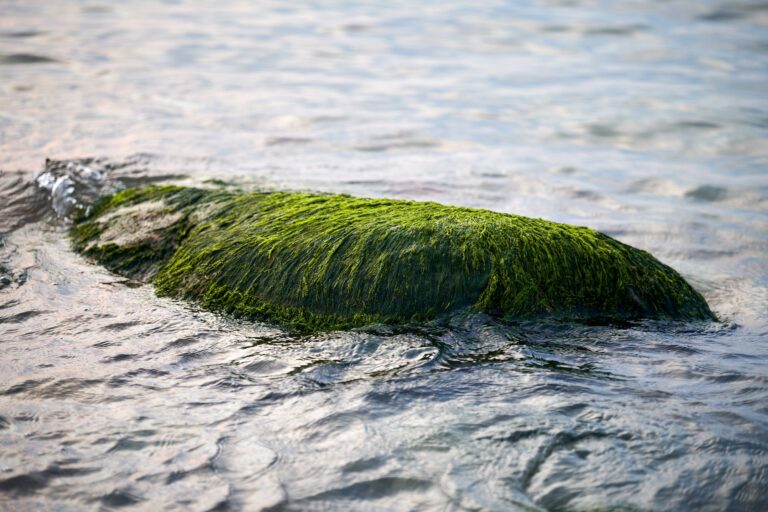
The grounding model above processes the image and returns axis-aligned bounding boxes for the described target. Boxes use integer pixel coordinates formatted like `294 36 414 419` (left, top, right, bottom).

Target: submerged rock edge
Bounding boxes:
71 185 716 333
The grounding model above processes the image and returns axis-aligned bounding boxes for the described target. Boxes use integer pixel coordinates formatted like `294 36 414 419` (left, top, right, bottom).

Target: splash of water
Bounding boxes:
34 158 121 220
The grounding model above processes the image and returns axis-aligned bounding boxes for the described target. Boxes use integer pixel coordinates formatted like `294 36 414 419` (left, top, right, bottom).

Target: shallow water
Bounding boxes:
1 1 767 510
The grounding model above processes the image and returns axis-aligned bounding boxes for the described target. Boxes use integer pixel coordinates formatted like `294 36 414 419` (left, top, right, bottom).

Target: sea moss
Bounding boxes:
71 185 716 332
71 186 209 279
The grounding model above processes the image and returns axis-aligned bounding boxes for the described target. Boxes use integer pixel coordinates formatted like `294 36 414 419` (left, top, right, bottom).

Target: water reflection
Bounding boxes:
1 0 767 510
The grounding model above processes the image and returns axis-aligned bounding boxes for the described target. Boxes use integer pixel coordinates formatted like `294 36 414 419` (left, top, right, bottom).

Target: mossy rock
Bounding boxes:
71 185 715 332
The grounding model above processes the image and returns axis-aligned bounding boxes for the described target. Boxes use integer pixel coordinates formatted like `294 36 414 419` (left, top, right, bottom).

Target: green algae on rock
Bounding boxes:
71 185 716 332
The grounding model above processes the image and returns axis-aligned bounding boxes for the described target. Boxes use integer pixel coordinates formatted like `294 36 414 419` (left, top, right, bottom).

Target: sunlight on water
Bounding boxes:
1 1 767 510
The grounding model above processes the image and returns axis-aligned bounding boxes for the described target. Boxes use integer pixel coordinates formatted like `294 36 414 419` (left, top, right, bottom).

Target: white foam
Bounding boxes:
35 159 119 220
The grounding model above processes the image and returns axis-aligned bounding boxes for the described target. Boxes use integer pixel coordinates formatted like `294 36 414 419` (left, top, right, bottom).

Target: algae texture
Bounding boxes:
71 185 715 332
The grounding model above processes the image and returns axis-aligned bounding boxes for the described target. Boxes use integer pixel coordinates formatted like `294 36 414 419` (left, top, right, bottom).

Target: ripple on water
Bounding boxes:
0 309 48 324
0 53 58 65
685 184 730 202
299 477 437 507
0 0 767 509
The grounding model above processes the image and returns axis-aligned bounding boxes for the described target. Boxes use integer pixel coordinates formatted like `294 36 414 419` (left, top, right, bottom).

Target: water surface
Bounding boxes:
1 1 767 510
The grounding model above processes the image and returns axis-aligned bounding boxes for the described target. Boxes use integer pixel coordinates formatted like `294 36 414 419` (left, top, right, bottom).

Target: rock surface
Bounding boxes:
71 185 716 332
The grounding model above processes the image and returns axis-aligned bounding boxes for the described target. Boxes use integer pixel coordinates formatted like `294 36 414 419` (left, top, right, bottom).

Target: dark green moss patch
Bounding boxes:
71 185 716 332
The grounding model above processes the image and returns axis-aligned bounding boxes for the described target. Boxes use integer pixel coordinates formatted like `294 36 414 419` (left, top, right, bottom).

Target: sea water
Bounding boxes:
1 1 766 510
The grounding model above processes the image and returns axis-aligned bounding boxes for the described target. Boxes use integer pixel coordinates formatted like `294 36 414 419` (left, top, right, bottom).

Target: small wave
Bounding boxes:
699 3 768 23
34 158 122 220
0 309 48 324
0 170 49 233
0 473 48 496
302 476 434 502
0 30 45 38
0 53 58 65
1 378 52 397
685 184 729 202
98 489 143 507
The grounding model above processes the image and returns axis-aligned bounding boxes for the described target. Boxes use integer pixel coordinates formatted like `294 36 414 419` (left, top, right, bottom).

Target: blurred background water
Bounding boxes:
1 1 767 510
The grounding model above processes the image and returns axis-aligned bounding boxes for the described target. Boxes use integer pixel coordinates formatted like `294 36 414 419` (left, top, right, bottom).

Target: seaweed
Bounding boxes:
71 185 716 332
